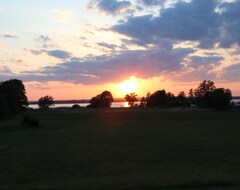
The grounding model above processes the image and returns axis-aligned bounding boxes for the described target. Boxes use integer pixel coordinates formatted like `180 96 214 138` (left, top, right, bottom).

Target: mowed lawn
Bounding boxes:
0 108 240 189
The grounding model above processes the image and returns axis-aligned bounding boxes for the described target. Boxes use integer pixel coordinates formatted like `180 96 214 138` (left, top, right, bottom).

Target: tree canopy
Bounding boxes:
38 95 54 110
211 88 232 110
194 80 216 108
88 91 114 108
125 92 138 107
0 79 28 113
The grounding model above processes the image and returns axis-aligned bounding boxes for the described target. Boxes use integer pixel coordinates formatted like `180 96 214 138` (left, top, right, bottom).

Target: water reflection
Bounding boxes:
29 102 134 109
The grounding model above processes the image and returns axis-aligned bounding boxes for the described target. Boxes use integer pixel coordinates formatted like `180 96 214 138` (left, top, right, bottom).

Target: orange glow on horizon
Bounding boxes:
117 76 138 95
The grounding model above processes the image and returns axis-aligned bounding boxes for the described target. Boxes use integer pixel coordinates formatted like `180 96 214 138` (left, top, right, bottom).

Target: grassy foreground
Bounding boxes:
0 108 240 189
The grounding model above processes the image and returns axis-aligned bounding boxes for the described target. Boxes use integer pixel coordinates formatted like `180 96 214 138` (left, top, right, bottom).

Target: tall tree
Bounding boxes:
0 79 28 113
176 91 187 106
147 90 168 107
194 80 216 108
211 88 232 110
88 91 114 108
125 92 138 107
38 95 54 110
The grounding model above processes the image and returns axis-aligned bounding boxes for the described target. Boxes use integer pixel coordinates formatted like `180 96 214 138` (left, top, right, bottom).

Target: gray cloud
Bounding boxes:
35 35 52 48
221 63 240 81
97 42 117 49
138 0 166 6
0 66 12 74
30 50 43 55
111 0 240 48
186 55 224 69
46 50 71 59
21 46 194 84
88 0 132 15
218 1 240 48
1 34 17 38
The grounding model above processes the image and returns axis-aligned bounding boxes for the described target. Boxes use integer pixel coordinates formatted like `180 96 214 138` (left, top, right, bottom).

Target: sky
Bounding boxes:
0 0 240 100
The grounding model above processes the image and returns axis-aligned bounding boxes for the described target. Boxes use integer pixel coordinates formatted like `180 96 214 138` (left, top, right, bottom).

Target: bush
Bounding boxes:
72 104 81 109
38 95 54 110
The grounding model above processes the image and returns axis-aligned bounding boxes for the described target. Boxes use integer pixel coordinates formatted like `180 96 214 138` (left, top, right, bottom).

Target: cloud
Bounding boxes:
0 66 12 75
46 50 71 59
20 45 194 84
221 63 240 81
88 0 132 15
97 42 117 49
1 34 17 38
34 35 53 48
111 0 240 48
30 50 43 55
218 1 240 48
186 55 224 69
138 0 166 7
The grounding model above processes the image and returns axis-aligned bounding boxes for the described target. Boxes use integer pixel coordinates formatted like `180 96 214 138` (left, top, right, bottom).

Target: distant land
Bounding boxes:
29 97 240 105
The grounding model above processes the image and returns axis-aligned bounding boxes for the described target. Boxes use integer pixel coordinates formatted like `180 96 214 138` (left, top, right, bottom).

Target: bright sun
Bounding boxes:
117 76 137 94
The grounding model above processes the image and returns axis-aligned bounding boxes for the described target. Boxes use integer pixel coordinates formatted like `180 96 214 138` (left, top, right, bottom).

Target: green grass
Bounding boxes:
0 108 240 189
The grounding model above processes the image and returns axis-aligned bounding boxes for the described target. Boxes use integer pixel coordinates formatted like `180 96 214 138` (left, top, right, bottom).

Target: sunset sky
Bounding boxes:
0 0 240 100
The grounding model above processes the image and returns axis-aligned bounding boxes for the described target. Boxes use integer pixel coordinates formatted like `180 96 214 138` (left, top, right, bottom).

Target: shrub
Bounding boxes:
72 104 81 109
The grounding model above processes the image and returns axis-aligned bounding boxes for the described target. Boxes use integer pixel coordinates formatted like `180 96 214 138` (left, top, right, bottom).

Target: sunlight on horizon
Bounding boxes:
117 76 138 95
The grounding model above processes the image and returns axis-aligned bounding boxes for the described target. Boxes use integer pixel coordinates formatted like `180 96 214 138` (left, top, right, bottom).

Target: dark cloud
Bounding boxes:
88 0 132 15
1 34 17 38
218 1 240 48
29 48 71 59
112 0 240 48
138 0 166 6
186 55 224 69
221 63 240 81
112 0 221 46
21 46 194 84
97 42 117 49
46 50 71 59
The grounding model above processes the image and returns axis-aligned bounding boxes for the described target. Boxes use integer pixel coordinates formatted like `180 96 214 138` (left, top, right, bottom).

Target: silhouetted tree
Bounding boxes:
194 80 216 108
38 95 54 110
176 91 187 107
146 92 151 102
0 79 28 113
88 90 113 108
72 104 81 109
166 92 176 107
140 97 146 107
125 92 138 107
147 90 168 107
187 88 195 106
211 88 232 110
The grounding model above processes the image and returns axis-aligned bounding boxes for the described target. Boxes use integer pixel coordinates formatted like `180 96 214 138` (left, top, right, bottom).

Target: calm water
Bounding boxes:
29 99 240 109
29 102 133 109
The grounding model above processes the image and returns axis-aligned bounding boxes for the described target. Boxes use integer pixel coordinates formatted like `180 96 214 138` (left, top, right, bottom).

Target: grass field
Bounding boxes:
0 108 240 189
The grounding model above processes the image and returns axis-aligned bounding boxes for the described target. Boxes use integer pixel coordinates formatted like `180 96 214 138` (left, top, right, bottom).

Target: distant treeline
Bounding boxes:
0 79 236 120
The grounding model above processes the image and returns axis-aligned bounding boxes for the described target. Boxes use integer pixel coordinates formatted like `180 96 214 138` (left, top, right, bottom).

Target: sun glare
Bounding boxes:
117 77 137 94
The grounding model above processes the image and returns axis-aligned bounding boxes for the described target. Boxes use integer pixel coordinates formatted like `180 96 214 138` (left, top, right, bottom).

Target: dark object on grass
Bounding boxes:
21 116 39 127
72 104 81 109
0 145 12 152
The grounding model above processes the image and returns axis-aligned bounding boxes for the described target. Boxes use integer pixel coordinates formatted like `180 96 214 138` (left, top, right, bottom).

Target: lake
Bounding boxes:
29 102 134 109
29 99 240 109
